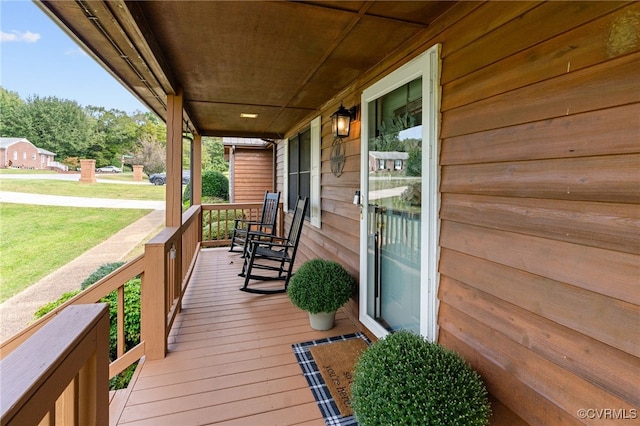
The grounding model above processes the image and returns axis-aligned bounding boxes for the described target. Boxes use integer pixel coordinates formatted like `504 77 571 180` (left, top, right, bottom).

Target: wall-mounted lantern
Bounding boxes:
331 103 358 138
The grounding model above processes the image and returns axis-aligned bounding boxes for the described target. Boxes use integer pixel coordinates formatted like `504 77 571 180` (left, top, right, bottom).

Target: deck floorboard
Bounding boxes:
115 248 359 425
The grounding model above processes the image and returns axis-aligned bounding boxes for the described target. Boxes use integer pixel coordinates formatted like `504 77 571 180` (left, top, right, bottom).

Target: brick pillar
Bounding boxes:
133 165 144 181
79 159 96 183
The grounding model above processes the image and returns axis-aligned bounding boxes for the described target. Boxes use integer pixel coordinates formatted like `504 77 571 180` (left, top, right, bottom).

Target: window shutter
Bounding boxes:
283 138 289 212
310 116 321 228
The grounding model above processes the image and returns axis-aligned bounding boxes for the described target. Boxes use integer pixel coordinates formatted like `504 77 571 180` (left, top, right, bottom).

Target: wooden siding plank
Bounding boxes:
273 3 640 423
320 198 360 226
442 53 640 138
439 305 636 425
442 1 626 84
439 329 584 426
233 149 273 203
440 221 640 307
438 275 640 407
441 154 640 204
443 3 638 111
439 248 640 357
439 1 540 59
441 194 640 254
441 103 640 165
297 224 360 275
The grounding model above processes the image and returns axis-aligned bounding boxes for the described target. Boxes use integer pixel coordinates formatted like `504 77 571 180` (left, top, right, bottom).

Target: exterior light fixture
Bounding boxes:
331 103 357 138
240 113 258 119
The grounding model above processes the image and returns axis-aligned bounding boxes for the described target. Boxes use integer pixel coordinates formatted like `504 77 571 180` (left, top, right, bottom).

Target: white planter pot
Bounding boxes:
308 311 336 330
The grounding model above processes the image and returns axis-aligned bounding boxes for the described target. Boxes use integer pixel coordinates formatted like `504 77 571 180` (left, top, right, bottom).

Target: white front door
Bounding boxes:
359 46 440 340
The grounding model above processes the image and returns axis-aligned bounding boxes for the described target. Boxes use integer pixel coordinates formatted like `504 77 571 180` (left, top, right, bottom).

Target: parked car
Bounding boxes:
149 171 190 185
96 165 122 173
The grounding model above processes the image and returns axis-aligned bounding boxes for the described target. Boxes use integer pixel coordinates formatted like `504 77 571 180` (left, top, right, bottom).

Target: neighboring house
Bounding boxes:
222 137 274 203
0 138 65 171
368 151 409 172
16 2 640 424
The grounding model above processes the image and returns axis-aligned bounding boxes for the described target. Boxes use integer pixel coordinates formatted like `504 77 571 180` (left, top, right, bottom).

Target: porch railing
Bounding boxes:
0 304 110 426
201 202 284 247
0 205 204 424
0 202 275 424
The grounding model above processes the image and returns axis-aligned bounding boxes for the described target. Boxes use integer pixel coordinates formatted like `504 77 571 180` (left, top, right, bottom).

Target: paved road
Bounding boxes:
0 173 165 209
0 175 167 342
0 191 165 210
0 172 150 184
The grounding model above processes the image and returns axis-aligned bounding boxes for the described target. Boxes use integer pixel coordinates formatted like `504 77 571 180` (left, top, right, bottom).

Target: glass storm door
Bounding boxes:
359 48 440 340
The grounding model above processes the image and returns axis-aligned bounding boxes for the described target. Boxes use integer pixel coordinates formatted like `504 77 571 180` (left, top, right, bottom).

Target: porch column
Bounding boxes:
132 165 144 181
166 90 183 228
79 159 96 183
192 134 202 206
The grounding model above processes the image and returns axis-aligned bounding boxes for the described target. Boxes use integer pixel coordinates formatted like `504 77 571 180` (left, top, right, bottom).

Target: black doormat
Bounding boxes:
292 332 370 426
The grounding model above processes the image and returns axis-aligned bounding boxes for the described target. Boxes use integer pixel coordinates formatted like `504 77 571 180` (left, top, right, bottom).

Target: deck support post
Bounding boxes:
166 90 183 228
192 134 202 207
142 239 168 360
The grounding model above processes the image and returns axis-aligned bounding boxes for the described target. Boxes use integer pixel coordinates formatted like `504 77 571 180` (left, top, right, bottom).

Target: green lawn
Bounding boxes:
0 169 58 175
0 179 165 200
0 203 152 302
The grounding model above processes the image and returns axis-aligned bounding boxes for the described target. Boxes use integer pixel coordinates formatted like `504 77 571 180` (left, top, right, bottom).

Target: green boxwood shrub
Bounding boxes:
351 330 491 426
183 170 229 202
34 263 141 390
81 262 124 289
286 258 355 314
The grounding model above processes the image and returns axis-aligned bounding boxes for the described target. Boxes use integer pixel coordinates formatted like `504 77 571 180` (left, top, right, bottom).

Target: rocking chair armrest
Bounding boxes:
249 239 292 250
247 230 283 240
234 218 261 226
234 220 271 233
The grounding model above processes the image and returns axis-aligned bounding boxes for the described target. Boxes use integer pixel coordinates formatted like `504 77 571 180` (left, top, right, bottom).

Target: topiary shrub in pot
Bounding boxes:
287 258 355 330
351 330 491 426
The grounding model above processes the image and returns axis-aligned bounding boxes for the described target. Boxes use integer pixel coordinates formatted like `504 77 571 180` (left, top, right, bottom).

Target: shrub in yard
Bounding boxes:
351 330 491 426
182 170 229 203
34 289 81 319
34 263 141 390
202 170 229 200
182 180 192 203
81 262 125 289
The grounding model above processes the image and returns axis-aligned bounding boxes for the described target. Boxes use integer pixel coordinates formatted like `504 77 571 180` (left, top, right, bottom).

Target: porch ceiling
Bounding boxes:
39 1 456 139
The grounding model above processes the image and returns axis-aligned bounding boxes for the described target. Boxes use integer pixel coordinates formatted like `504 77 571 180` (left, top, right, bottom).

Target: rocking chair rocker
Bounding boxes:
239 197 308 294
229 191 280 257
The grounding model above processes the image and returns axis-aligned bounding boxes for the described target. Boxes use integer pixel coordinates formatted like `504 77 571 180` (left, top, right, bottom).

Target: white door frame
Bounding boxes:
358 45 441 340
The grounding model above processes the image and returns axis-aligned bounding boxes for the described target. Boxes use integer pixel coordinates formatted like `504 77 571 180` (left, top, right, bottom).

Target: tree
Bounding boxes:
25 95 92 159
0 88 31 138
1 88 169 171
132 111 166 144
202 137 228 172
131 135 165 175
85 106 138 167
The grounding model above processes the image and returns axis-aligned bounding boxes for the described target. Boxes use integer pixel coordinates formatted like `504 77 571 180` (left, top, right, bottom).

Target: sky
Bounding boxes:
0 0 148 114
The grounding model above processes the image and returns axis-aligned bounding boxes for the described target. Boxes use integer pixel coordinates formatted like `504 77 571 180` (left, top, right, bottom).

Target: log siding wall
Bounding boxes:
277 2 639 424
230 148 274 203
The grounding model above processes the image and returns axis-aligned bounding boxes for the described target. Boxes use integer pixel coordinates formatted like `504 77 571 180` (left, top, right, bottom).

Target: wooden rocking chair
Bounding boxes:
229 191 280 257
239 197 308 294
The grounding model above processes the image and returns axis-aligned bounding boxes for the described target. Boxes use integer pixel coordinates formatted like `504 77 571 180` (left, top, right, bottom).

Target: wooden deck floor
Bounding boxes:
112 248 360 426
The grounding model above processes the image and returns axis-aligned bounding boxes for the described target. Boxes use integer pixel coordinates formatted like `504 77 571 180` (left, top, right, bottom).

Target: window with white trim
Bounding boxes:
284 116 321 227
287 128 311 217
